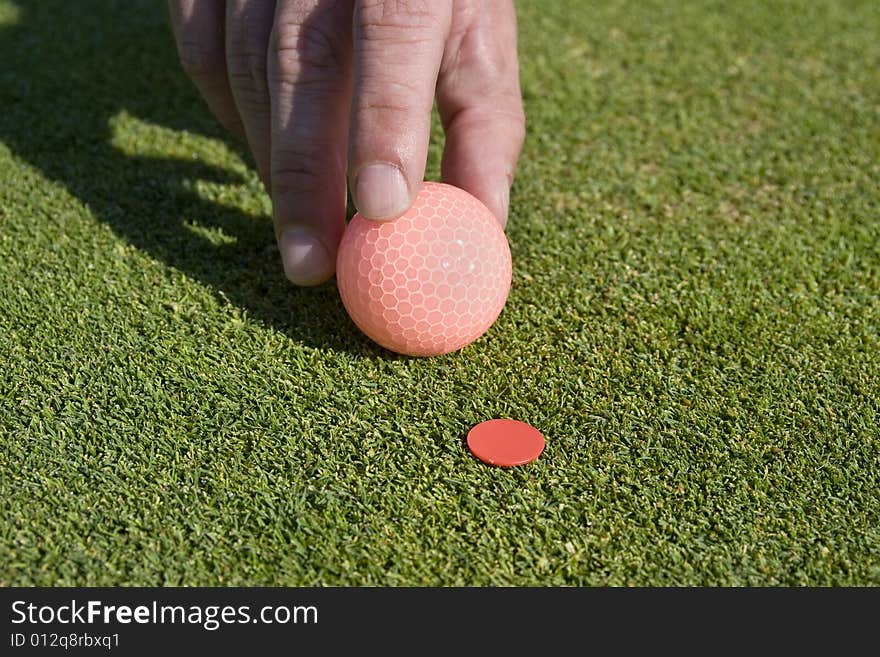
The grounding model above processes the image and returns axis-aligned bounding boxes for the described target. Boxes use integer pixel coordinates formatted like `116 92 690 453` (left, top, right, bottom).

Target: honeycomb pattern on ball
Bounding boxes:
336 182 512 356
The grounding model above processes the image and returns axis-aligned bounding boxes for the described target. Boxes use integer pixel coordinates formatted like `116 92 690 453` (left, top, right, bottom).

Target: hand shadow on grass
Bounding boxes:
0 0 383 356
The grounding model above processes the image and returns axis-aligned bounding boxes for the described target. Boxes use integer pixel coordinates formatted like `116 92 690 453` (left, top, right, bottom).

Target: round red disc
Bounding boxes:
467 419 545 467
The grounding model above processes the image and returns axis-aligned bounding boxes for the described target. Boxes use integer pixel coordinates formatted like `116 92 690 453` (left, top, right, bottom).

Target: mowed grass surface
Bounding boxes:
1 0 879 586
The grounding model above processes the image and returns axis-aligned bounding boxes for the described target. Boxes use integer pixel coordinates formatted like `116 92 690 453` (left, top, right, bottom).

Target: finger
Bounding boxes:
348 0 452 220
167 0 245 138
268 0 354 286
437 1 525 227
225 0 276 187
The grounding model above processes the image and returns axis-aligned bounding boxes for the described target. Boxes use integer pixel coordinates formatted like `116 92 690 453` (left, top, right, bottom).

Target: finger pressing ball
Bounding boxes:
336 182 512 357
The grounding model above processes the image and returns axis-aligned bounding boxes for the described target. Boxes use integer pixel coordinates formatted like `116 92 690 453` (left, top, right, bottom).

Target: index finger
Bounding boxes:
348 0 452 221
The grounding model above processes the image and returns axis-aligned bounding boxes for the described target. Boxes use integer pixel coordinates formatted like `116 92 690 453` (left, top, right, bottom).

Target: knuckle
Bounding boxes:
355 0 438 33
358 78 420 113
449 35 519 94
270 21 347 86
226 32 269 94
473 46 517 87
445 100 526 151
271 146 337 197
176 40 226 80
272 164 324 197
227 51 269 96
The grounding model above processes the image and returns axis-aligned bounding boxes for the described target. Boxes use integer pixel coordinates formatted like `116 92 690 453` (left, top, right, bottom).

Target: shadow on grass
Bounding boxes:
0 0 383 356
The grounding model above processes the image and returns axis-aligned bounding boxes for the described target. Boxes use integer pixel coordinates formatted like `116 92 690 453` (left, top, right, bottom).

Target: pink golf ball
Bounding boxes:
336 182 512 357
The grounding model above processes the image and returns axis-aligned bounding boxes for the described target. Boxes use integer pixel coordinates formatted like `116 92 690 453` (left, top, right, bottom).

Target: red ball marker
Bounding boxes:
467 419 545 467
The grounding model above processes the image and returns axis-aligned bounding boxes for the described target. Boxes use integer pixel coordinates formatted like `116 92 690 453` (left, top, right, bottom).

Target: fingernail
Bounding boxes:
354 163 410 220
279 226 333 286
498 185 511 226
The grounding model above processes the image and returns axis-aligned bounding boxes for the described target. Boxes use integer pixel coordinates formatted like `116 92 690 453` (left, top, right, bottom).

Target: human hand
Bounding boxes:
168 1 525 286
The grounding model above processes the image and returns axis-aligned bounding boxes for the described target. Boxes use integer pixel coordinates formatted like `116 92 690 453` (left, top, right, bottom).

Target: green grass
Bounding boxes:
2 0 879 586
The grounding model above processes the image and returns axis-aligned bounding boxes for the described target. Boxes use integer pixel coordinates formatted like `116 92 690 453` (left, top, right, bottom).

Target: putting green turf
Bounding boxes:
2 0 879 586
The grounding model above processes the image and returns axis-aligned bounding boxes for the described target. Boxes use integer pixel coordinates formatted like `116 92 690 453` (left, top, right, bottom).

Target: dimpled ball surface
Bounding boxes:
336 182 512 356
